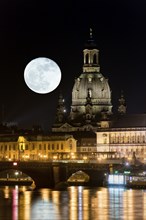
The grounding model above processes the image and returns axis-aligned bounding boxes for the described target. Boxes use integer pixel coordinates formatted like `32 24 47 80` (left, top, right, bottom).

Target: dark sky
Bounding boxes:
0 0 146 130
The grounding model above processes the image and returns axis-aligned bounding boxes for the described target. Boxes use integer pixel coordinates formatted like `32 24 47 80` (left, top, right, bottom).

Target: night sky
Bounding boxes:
1 0 146 131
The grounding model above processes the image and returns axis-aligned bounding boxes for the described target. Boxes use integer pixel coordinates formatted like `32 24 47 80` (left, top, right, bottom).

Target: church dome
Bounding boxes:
69 29 112 121
73 72 111 101
70 71 112 119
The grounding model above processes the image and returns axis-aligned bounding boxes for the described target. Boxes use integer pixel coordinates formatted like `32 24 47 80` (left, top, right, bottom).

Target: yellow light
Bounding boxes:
83 156 87 160
71 154 76 159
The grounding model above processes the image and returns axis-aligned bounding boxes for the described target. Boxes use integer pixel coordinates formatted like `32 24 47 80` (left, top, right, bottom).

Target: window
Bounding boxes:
104 138 107 144
48 144 50 150
85 54 89 64
88 77 92 82
39 144 41 150
32 144 35 150
88 89 92 97
61 143 63 150
44 144 46 150
93 54 97 64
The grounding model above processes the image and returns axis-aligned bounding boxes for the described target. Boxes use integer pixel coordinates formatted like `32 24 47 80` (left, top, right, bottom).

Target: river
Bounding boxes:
0 185 146 220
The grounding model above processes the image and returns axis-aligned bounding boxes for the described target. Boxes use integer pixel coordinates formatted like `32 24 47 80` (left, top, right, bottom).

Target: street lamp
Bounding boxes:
15 171 19 180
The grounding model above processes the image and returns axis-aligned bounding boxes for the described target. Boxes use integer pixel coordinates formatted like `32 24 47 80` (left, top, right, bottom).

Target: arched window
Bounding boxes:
85 54 89 64
93 54 96 64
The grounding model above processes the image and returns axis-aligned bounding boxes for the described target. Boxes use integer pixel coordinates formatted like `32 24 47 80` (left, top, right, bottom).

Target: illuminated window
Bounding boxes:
48 143 50 150
108 174 125 185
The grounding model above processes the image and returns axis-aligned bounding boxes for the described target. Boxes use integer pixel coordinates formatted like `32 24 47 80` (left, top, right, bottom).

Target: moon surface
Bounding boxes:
24 57 62 94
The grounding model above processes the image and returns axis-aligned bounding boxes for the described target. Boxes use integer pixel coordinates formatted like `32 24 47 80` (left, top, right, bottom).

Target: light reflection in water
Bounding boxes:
0 186 146 220
143 191 146 219
108 187 124 219
12 186 18 220
4 186 10 199
95 188 109 220
23 191 31 220
69 186 78 220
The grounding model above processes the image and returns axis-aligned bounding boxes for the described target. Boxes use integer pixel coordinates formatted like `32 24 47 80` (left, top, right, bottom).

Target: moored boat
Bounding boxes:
105 173 146 189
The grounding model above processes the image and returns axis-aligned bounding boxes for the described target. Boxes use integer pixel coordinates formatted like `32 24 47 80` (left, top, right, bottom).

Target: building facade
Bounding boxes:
52 30 146 164
0 134 77 161
96 115 146 163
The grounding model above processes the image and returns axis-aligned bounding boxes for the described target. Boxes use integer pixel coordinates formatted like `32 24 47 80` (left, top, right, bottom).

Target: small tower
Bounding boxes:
118 90 126 115
83 28 100 73
55 92 66 123
100 110 110 128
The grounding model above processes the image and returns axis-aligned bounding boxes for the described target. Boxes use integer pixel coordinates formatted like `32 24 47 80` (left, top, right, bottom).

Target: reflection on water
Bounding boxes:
0 185 146 220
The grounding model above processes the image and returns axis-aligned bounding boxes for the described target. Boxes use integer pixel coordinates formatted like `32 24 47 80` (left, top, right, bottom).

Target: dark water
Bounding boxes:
0 185 146 220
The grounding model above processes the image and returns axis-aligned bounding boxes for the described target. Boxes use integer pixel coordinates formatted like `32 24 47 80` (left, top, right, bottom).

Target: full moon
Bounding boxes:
24 57 62 94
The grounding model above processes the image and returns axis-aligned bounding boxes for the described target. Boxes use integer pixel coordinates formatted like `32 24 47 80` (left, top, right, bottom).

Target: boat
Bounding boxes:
105 173 146 189
126 176 146 189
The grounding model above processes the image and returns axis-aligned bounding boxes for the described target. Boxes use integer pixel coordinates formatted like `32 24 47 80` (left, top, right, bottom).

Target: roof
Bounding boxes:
0 135 18 142
0 133 76 142
112 114 146 128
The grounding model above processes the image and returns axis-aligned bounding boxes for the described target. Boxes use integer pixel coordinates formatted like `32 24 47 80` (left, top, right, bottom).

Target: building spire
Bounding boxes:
55 92 66 123
118 90 127 115
83 28 100 73
90 28 93 38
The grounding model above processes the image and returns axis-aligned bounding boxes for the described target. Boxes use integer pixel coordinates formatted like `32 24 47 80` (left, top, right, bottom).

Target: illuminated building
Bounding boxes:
96 114 146 163
1 30 146 163
52 30 146 163
0 134 76 161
